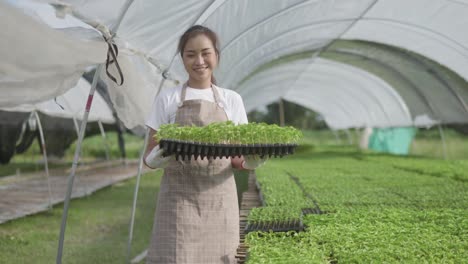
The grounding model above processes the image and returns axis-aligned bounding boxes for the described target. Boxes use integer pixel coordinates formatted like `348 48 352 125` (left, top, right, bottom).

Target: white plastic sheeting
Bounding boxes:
1 78 115 124
0 1 107 107
240 58 414 129
343 0 468 85
324 41 468 126
2 0 468 129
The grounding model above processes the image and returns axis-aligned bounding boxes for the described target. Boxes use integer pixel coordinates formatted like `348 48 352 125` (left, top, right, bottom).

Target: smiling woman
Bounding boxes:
142 25 264 264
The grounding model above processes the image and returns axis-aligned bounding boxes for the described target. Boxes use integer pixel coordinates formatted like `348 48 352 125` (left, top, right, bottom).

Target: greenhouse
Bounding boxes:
1 0 467 263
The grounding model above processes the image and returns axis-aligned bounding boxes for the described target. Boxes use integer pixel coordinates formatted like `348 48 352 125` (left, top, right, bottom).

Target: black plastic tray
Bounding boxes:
244 219 304 234
159 139 298 161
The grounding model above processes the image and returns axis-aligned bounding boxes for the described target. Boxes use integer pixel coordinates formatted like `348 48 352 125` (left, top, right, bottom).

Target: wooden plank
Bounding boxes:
236 171 262 263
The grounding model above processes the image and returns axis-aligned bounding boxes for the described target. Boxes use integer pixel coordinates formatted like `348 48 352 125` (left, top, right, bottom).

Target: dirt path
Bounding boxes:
0 160 148 224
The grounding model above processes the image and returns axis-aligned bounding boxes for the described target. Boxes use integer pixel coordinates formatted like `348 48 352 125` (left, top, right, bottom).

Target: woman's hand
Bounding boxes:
144 145 172 169
241 155 268 170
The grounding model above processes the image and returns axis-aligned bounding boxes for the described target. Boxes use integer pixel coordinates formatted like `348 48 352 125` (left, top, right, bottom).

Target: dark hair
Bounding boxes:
178 25 220 85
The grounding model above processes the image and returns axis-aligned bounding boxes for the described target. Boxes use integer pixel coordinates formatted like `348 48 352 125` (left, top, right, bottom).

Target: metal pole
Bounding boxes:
278 98 285 127
437 124 448 160
97 120 110 161
332 129 341 145
71 117 80 137
33 111 53 210
126 129 150 264
345 129 353 145
56 1 135 262
56 65 103 264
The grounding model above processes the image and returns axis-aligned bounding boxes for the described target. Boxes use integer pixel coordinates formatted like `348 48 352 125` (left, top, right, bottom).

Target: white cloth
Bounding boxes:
146 84 248 130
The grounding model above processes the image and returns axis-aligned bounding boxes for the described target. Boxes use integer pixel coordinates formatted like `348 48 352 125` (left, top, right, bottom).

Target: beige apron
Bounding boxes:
147 84 239 264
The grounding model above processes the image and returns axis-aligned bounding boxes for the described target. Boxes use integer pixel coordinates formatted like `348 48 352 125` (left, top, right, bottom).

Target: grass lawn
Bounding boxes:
1 132 143 178
300 127 468 159
0 171 162 263
0 168 248 264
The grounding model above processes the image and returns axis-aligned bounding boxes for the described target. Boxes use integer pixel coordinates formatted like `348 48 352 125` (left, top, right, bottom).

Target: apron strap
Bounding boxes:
178 83 224 108
211 84 224 108
179 83 188 107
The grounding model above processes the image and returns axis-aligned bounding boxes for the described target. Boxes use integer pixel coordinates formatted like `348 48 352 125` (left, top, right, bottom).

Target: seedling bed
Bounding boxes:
244 219 304 234
159 139 297 161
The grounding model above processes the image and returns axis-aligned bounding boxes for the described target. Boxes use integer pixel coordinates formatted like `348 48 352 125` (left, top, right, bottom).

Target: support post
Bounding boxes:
437 124 448 160
56 65 103 264
126 129 150 264
278 98 285 127
332 129 342 145
344 129 353 145
33 111 53 210
97 120 110 161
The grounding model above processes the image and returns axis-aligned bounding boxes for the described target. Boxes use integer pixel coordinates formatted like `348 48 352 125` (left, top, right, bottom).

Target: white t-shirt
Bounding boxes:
146 84 248 130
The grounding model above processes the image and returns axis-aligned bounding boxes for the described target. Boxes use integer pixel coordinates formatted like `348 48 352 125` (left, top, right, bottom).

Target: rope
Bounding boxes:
103 36 125 86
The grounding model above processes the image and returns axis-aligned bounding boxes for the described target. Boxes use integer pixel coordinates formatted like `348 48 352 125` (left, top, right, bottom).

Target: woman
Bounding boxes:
144 25 267 264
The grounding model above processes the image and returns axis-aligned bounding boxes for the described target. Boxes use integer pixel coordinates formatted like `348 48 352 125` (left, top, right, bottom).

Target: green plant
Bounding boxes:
246 145 468 263
156 121 302 144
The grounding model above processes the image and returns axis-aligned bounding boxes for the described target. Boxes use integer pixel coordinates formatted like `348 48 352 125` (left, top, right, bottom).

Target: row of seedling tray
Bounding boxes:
159 139 297 161
245 207 327 234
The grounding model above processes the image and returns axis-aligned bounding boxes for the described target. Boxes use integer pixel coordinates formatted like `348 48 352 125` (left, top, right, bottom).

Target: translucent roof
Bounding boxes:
240 57 413 129
2 0 467 129
1 78 115 124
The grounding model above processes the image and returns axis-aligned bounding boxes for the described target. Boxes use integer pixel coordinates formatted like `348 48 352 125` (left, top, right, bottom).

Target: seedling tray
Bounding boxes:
244 219 304 234
159 139 298 161
301 207 326 215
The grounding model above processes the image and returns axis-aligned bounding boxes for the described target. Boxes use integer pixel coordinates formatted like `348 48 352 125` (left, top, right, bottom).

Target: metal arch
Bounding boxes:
341 62 410 124
223 15 468 86
235 60 310 94
361 17 468 55
226 41 325 88
239 67 360 128
234 1 382 128
329 49 441 121
288 95 359 129
113 0 137 35
280 0 380 127
239 44 441 126
221 0 313 52
222 35 335 85
311 59 399 126
290 61 386 127
194 0 230 25
220 20 353 78
329 48 449 158
240 66 371 128
322 58 411 125
401 50 468 115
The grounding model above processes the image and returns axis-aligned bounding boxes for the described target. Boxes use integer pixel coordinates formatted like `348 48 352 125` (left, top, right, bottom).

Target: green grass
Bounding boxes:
0 171 162 263
405 127 468 159
67 132 144 160
299 128 468 159
0 168 248 263
0 132 144 178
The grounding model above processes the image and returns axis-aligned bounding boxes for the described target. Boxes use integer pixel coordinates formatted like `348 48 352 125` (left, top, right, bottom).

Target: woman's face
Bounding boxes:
182 34 218 86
